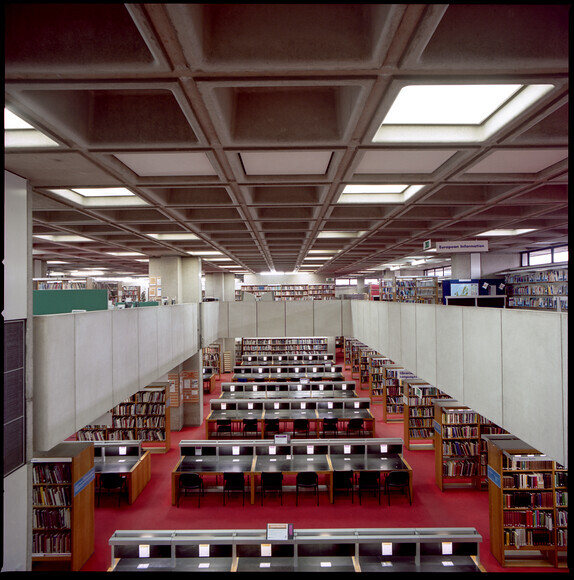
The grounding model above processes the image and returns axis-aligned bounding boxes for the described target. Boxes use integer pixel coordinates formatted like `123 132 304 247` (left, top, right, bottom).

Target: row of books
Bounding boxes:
555 491 568 506
409 428 434 439
503 472 553 489
504 528 552 548
508 296 567 309
33 485 71 507
441 411 478 424
33 507 71 530
442 425 479 438
409 418 433 428
408 407 434 417
503 510 554 530
32 463 70 484
505 270 567 283
112 417 166 428
504 458 555 470
508 284 568 295
556 510 568 527
556 529 568 547
442 441 480 457
441 459 479 477
503 491 554 508
32 532 71 556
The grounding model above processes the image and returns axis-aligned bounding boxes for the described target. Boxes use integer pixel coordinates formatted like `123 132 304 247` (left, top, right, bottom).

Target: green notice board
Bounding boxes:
33 289 109 315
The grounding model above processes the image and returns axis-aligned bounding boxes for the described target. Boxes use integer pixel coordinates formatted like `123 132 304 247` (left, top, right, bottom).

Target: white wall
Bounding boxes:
350 300 568 467
33 304 199 451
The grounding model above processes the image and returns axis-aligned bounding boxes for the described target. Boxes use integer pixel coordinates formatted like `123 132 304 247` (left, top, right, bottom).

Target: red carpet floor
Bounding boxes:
80 355 569 574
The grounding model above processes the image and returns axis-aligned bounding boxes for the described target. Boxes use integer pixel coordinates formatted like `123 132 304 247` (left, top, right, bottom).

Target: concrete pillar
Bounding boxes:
181 257 202 303
451 253 482 279
205 272 235 301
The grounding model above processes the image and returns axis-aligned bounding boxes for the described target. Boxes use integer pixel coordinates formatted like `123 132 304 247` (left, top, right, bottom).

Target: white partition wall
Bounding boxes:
286 301 314 336
314 300 345 336
33 303 200 451
228 301 257 338
350 300 568 467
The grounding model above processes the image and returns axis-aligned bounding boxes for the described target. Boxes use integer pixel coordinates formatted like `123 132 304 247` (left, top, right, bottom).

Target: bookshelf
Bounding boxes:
32 442 94 571
359 347 378 386
485 436 568 568
77 384 171 453
415 277 439 304
379 279 396 301
343 337 359 370
240 283 336 301
202 343 221 375
239 337 330 357
380 363 406 422
505 266 568 312
403 379 451 450
120 285 140 303
368 354 394 405
396 278 417 302
434 400 482 491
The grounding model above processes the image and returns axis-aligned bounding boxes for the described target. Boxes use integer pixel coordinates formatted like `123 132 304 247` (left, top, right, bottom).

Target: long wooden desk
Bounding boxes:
231 372 345 382
172 438 411 506
220 380 357 399
94 441 151 505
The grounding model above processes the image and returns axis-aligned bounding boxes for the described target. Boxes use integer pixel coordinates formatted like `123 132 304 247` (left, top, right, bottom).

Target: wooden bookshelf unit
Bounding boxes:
32 442 94 571
368 354 394 406
403 379 451 450
485 435 568 568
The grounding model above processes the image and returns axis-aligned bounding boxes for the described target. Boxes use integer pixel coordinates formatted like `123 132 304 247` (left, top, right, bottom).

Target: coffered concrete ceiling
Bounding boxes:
4 4 568 277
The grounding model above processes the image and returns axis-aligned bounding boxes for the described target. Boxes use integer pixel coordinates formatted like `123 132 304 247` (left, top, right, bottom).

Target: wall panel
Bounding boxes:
112 309 140 406
400 304 417 373
313 301 343 337
435 305 464 400
137 307 159 387
257 301 285 336
415 303 437 386
285 301 314 336
462 308 502 426
74 311 114 431
386 302 401 362
501 310 564 462
228 301 257 337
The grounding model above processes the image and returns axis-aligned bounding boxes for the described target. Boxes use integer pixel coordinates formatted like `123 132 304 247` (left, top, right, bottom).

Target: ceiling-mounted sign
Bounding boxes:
436 240 489 253
423 239 432 250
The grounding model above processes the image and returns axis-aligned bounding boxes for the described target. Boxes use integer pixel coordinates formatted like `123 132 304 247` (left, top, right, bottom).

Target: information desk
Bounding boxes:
94 441 151 504
220 381 356 399
239 353 335 365
206 398 374 439
172 438 411 506
109 527 484 572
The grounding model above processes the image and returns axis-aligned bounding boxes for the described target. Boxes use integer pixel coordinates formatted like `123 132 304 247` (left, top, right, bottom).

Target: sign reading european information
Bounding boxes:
435 240 488 253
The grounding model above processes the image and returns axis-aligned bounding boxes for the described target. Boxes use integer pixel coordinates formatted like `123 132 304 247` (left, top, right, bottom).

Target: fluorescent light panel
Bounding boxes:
47 188 148 207
338 184 424 203
147 233 199 241
478 229 536 236
4 108 60 148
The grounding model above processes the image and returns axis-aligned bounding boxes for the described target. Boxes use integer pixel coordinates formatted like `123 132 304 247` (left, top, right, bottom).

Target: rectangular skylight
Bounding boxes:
374 83 554 143
34 234 94 243
382 85 522 125
338 184 423 203
107 252 146 256
48 188 147 207
187 251 223 256
4 108 60 148
147 233 199 241
477 229 536 236
317 231 366 238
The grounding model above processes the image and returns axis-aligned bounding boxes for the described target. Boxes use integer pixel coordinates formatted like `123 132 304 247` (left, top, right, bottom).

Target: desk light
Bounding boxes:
119 446 127 455
441 542 453 555
138 544 150 558
382 542 393 555
199 544 210 557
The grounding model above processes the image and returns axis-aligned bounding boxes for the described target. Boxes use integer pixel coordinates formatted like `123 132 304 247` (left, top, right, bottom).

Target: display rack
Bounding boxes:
415 277 439 304
403 380 451 450
32 442 94 571
485 435 568 568
396 278 417 302
379 279 396 302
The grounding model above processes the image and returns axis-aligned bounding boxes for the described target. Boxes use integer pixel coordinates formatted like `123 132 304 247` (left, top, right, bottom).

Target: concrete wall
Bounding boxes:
349 300 568 467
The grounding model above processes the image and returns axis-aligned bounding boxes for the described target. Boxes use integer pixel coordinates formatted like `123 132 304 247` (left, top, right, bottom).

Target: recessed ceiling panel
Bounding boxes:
114 152 217 176
240 151 333 175
355 149 457 173
465 149 568 174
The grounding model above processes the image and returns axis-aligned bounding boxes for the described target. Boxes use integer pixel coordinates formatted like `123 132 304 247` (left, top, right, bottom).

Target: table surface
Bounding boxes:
328 454 407 472
94 457 140 474
220 391 357 399
253 454 331 473
232 373 344 381
177 455 255 474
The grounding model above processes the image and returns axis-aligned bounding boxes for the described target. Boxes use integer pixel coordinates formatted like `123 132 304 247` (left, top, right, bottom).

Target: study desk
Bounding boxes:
109 527 484 572
171 452 256 506
220 381 357 399
93 441 151 505
172 439 411 506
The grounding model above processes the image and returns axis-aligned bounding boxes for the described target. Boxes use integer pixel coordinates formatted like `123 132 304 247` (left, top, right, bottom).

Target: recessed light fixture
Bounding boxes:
317 231 367 239
106 251 146 256
338 184 424 203
4 108 60 148
147 233 199 241
477 229 536 236
374 83 554 143
34 234 94 243
47 187 148 207
187 251 223 256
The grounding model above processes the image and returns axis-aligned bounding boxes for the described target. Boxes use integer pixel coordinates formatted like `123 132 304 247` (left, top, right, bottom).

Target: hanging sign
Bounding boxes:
436 240 488 253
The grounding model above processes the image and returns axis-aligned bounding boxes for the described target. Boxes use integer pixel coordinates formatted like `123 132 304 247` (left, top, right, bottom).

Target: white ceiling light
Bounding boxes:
374 83 554 143
34 234 94 242
4 108 60 148
187 251 223 256
147 233 199 241
47 188 148 207
106 251 146 256
477 229 536 236
338 184 424 203
317 231 367 238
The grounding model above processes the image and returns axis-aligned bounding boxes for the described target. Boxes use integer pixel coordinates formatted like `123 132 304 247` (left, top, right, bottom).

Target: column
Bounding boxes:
450 253 481 279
